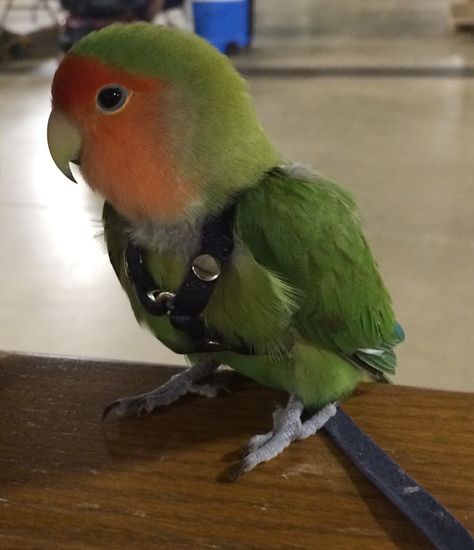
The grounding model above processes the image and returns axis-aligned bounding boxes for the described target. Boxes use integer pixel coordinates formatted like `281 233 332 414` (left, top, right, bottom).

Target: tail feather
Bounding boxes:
347 321 405 382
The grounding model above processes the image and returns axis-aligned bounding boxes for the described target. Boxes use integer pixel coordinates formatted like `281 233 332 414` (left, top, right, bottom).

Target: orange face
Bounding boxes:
50 55 198 222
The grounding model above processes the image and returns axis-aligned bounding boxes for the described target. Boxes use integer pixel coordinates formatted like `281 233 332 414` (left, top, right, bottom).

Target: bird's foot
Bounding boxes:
102 359 222 421
231 396 338 479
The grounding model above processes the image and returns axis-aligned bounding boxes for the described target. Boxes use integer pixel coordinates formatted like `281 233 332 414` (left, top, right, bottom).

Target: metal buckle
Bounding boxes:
146 290 175 312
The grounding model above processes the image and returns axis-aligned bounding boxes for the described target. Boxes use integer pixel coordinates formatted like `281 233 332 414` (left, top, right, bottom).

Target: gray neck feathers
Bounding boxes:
127 217 203 259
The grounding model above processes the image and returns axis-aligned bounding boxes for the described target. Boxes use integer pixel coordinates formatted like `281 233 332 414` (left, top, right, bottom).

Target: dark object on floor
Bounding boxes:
0 28 31 61
164 0 184 8
57 0 153 51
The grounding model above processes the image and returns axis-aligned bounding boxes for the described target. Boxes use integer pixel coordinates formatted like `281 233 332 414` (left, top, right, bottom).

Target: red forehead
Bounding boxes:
52 54 156 114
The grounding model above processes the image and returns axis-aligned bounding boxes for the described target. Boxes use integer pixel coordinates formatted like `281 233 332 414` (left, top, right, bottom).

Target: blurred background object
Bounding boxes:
0 0 255 55
57 0 163 52
451 0 474 29
153 0 192 31
192 0 252 53
1 0 57 28
0 27 31 61
57 0 253 53
0 1 473 391
0 0 57 61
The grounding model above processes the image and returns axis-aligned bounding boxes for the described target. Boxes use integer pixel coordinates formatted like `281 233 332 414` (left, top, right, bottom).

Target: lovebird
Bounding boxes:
47 23 404 477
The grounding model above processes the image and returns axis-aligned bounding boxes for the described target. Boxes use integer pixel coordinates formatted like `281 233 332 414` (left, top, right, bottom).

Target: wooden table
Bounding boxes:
0 352 472 549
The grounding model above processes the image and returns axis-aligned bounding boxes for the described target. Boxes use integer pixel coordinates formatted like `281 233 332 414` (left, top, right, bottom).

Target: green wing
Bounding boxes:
236 166 403 377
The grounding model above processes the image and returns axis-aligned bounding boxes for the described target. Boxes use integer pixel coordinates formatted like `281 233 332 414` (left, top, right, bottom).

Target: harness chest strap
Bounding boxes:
124 203 252 353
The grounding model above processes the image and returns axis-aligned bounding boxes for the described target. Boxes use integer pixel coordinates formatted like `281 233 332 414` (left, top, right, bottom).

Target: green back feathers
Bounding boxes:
236 167 399 365
72 23 279 210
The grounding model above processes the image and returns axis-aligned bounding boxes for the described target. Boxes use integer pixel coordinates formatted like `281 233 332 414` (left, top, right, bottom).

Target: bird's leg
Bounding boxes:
233 396 337 479
102 359 222 421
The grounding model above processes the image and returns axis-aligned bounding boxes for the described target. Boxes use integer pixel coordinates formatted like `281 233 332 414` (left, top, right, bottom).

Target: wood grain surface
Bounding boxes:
0 352 472 549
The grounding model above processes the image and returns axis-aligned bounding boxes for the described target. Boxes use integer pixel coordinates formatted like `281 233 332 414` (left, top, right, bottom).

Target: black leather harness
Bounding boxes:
124 203 252 354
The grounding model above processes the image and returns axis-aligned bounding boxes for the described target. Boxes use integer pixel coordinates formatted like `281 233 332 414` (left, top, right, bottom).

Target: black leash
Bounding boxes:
125 201 474 549
324 408 474 550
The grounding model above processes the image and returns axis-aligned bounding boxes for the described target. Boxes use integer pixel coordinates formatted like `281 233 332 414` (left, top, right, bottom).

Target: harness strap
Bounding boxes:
125 203 252 354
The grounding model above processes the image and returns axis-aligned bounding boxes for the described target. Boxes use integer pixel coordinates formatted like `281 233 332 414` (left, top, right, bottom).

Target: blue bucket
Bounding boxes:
193 0 250 53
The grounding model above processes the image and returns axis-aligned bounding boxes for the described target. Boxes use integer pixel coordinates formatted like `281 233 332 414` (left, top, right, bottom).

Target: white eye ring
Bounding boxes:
96 84 130 113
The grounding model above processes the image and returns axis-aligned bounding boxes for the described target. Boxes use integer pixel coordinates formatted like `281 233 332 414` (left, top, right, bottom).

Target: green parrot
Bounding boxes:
47 22 404 476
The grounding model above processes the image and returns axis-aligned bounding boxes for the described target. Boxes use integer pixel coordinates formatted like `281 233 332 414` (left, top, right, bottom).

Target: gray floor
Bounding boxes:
1 1 473 390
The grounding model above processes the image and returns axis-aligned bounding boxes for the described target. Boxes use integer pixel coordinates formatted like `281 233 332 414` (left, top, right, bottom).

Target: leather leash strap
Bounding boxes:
324 408 474 550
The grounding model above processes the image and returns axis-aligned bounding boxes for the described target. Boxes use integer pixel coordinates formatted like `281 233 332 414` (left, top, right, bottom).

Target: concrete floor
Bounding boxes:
0 1 473 391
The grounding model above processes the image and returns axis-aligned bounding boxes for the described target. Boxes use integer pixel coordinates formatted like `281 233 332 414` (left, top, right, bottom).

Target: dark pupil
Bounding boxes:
98 87 123 110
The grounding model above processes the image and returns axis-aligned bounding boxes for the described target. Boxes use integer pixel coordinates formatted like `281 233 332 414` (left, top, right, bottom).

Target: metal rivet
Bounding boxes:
203 340 225 351
147 290 175 306
192 254 221 282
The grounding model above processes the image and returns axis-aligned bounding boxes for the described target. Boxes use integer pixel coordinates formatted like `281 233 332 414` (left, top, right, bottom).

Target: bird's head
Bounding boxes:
47 23 279 223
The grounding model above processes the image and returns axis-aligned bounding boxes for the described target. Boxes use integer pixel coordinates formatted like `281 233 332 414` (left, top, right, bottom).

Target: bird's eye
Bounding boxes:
96 85 129 113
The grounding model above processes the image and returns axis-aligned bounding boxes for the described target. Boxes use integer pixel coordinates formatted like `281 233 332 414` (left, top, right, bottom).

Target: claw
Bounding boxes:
239 445 251 460
137 403 148 417
239 431 273 459
229 451 263 481
102 394 156 422
102 400 121 422
101 398 142 422
101 361 221 424
228 461 249 481
230 397 337 478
